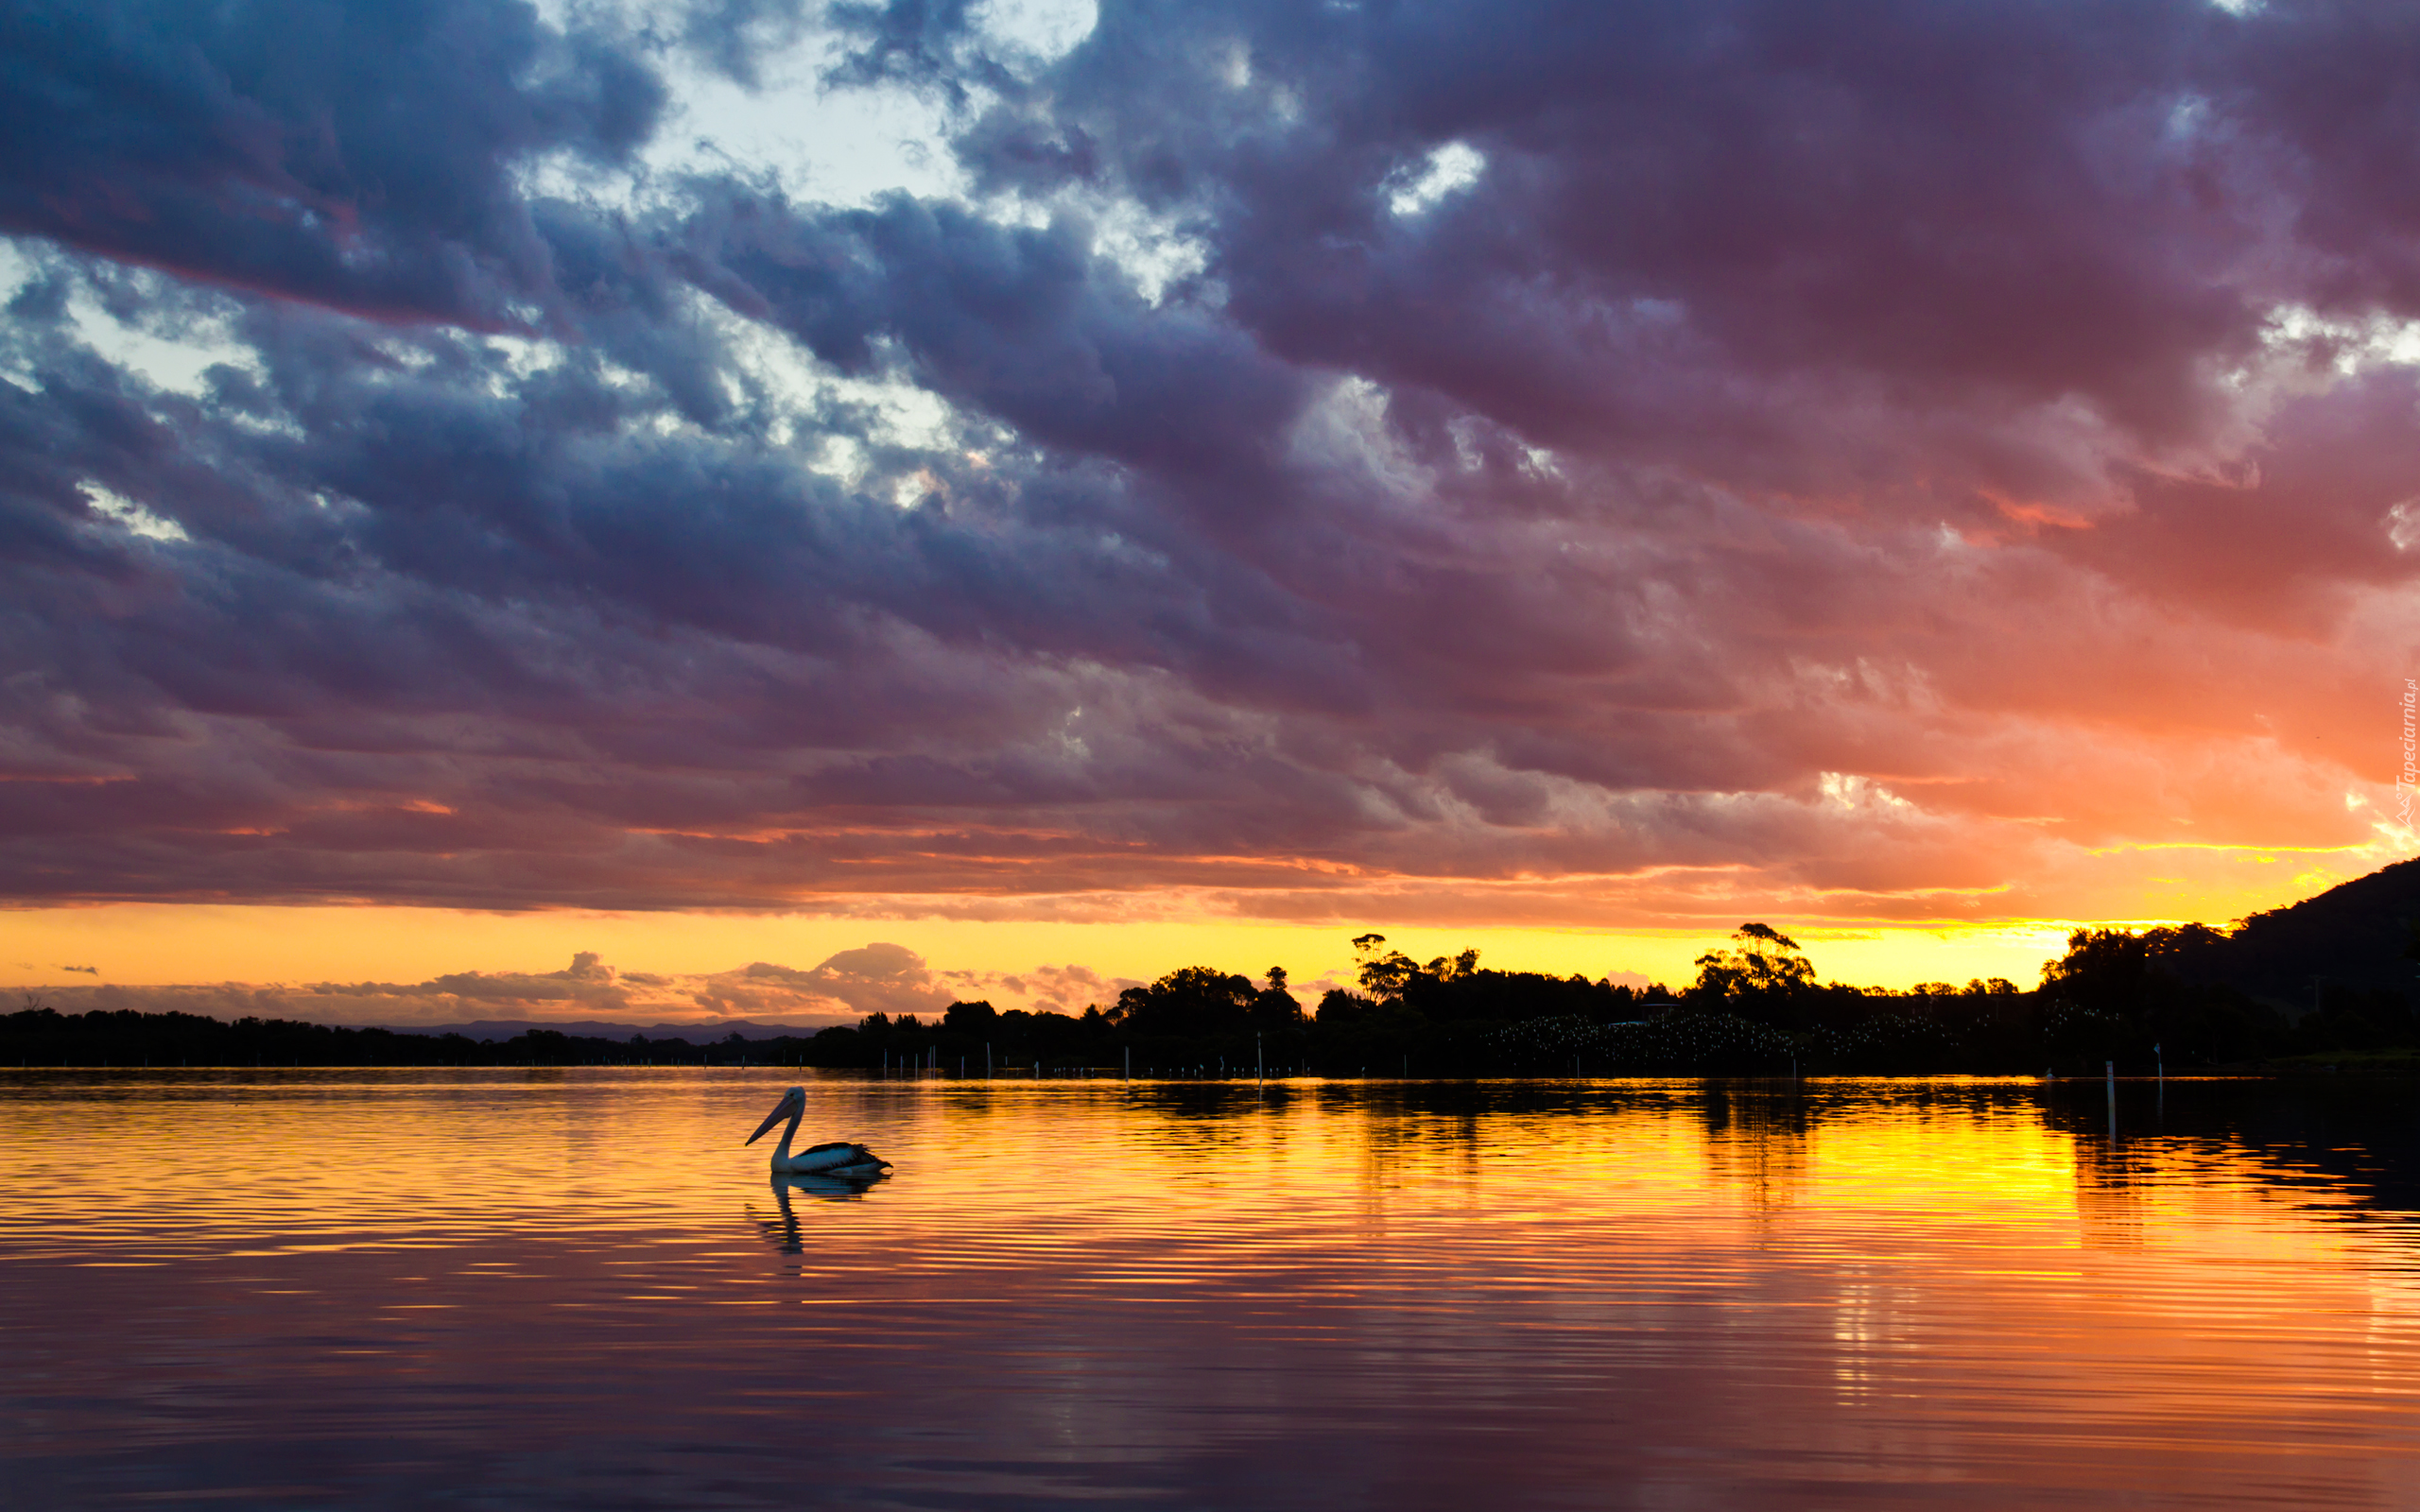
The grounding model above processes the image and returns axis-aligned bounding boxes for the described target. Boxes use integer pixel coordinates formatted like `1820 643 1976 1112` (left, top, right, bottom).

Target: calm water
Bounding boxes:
6 1073 2420 1509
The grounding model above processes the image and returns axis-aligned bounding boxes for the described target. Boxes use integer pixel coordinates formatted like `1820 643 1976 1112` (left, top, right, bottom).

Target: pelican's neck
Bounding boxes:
771 1098 803 1162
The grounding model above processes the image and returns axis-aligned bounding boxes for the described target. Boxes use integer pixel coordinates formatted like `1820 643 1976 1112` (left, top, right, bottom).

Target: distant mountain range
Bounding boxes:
386 1019 837 1043
2169 855 2420 1011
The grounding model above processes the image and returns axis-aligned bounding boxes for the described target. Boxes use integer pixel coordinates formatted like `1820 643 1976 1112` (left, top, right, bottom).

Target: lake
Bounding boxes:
5 1071 2418 1508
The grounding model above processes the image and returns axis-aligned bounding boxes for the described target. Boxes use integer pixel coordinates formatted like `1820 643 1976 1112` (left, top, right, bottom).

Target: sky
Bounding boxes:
3 0 2417 1029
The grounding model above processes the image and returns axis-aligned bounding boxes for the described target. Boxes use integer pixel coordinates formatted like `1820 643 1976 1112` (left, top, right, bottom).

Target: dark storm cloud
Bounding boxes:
0 0 663 326
674 0 815 89
822 0 988 94
972 0 2420 503
0 0 2416 924
683 190 1305 493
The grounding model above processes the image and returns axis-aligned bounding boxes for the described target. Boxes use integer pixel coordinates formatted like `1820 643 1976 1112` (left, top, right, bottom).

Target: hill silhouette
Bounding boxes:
2168 857 2420 1013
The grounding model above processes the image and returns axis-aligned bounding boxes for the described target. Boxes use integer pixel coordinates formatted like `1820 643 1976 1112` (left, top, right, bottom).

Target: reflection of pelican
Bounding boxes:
778 1170 888 1199
746 1085 892 1177
759 1171 888 1253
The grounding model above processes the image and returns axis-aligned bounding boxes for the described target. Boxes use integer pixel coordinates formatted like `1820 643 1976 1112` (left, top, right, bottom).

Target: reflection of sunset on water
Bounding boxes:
7 1072 2420 1506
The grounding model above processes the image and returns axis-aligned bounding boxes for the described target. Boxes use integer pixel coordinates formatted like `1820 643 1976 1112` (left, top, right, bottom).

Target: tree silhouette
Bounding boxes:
1691 923 1817 1004
1112 966 1258 1038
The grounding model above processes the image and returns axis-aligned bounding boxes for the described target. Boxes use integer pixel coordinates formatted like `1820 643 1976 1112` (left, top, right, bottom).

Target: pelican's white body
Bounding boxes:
747 1086 891 1177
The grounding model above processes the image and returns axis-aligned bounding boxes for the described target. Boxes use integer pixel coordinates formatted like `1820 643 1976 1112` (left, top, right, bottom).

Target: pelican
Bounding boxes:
746 1085 891 1177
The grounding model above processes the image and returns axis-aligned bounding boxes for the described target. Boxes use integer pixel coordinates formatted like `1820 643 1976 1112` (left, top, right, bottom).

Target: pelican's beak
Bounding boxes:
745 1090 800 1145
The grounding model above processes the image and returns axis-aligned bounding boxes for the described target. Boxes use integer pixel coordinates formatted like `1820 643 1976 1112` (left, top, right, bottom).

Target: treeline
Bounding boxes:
822 949 1660 1077
823 924 2400 1078
0 1006 804 1071
6 920 2414 1075
1525 921 2410 1074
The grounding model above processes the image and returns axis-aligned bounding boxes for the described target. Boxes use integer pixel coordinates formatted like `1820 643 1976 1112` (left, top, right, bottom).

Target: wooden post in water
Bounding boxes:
985 1042 992 1077
2105 1059 2117 1142
1124 1046 1130 1081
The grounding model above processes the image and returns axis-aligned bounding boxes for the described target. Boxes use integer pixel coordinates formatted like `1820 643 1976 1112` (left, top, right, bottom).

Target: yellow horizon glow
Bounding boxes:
0 902 2186 1000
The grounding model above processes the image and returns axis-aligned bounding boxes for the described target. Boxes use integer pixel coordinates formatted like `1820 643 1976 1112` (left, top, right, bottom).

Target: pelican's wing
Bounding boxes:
787 1142 876 1172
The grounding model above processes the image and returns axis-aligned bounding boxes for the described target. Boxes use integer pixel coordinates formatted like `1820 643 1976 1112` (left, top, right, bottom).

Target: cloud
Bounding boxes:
0 1 664 328
941 960 1140 1014
0 0 2414 935
687 942 956 1019
14 943 1135 1030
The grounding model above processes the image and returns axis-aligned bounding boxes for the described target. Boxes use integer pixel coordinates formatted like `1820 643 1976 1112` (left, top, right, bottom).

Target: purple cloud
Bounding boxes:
19 943 1134 1028
0 0 2413 934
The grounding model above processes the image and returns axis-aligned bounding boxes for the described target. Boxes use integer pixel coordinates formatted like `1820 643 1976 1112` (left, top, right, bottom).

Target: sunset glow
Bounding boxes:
6 0 2418 1024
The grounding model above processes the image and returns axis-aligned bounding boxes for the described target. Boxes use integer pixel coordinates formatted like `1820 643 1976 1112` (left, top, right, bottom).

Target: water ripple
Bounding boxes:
5 1071 2420 1507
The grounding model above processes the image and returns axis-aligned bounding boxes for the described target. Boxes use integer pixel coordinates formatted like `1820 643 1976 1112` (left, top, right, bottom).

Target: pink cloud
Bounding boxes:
2 0 2415 939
